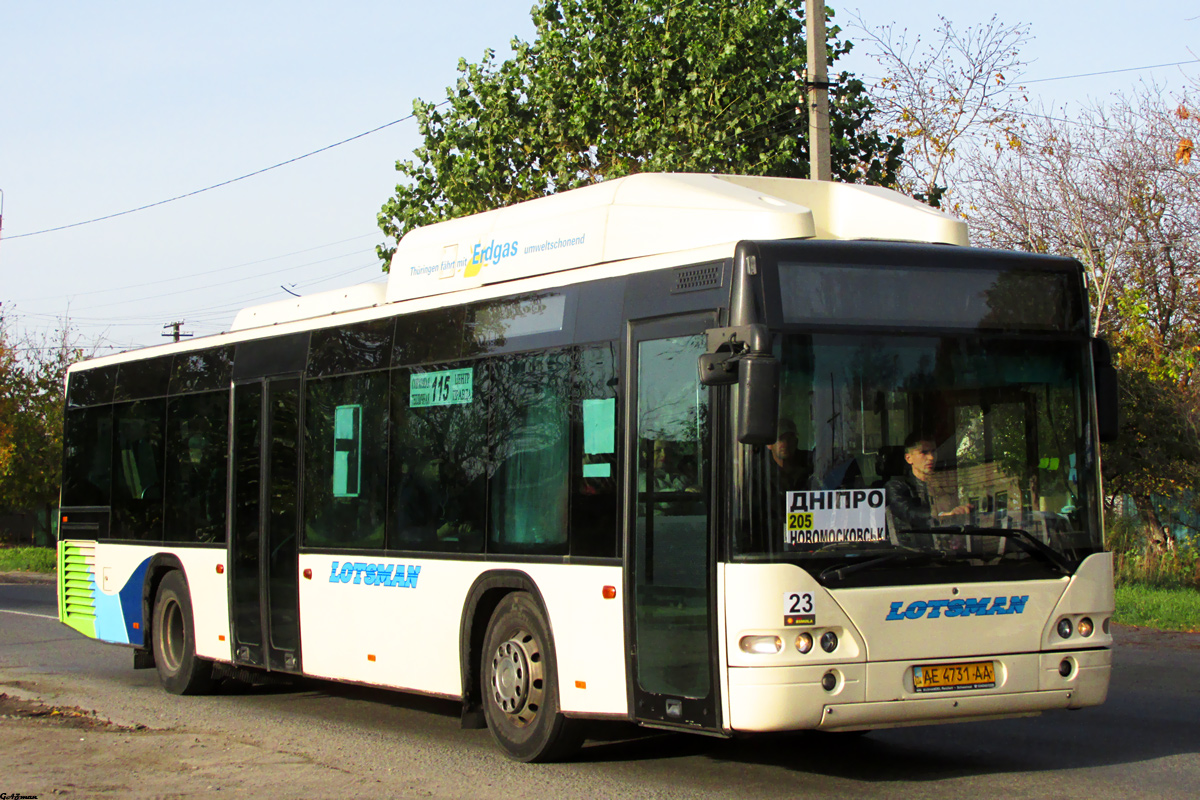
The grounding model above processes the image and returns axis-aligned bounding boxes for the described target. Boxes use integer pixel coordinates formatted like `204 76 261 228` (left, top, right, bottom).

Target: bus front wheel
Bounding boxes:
152 570 216 695
480 592 580 762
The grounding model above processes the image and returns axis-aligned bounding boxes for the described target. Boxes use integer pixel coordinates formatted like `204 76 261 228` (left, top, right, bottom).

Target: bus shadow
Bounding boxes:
205 679 1200 779
211 673 462 718
575 704 1200 780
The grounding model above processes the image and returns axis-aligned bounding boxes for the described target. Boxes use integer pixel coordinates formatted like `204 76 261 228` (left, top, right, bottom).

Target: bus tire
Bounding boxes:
480 591 581 762
152 570 216 695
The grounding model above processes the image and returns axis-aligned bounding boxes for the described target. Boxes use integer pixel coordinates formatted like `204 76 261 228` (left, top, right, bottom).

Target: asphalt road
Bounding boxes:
2 580 1198 799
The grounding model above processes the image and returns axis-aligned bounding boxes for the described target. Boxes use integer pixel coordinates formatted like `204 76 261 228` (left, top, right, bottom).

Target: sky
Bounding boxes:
1 1 1197 355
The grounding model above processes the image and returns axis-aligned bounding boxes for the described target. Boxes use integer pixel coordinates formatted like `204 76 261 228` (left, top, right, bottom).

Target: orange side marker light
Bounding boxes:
368 654 377 662
575 680 587 689
216 564 224 574
602 585 617 599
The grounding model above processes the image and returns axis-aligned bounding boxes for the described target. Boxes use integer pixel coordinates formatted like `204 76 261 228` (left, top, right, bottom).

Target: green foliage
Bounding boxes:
1114 583 1200 632
1109 514 1200 589
1102 291 1200 542
0 309 74 525
377 0 903 265
1110 513 1200 631
1114 537 1199 590
0 546 57 574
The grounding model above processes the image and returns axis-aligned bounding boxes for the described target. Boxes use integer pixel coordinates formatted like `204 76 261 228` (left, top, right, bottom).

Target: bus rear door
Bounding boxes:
229 377 302 673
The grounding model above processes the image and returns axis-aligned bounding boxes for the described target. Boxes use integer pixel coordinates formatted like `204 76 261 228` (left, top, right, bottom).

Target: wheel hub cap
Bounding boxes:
493 640 529 713
490 629 545 727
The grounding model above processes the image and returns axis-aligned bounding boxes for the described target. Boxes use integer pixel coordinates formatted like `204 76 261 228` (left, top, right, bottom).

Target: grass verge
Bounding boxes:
0 546 57 574
1114 583 1200 632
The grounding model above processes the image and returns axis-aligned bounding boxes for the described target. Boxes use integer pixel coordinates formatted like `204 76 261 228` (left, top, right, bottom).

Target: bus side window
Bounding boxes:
111 399 166 541
388 365 487 553
62 405 114 512
303 372 388 550
488 350 571 555
164 391 229 544
571 345 619 558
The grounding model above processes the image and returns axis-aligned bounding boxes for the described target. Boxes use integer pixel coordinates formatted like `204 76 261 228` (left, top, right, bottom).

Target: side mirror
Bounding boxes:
737 354 779 445
697 324 779 444
1092 338 1119 443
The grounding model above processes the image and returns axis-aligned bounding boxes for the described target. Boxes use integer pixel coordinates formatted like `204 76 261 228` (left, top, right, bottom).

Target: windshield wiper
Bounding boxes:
818 549 938 584
909 526 1074 575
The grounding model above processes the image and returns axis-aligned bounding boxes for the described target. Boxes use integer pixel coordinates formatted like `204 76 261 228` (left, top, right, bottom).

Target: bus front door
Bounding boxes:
627 315 721 732
229 377 302 673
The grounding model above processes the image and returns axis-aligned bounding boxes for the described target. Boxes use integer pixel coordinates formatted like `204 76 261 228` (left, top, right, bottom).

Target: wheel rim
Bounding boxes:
490 629 545 728
161 598 185 674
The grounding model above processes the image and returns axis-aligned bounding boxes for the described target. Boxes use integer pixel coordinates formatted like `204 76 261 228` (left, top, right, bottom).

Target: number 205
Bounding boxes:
787 512 813 530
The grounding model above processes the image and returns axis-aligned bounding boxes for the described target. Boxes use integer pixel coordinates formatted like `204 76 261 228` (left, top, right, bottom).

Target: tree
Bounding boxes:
849 14 1031 207
959 88 1200 552
377 0 903 265
0 309 77 544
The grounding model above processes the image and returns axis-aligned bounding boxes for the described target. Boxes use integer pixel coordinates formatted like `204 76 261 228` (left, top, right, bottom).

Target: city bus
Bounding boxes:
57 173 1117 761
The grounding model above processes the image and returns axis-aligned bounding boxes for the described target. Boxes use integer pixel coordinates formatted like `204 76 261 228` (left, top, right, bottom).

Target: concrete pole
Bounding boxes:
805 0 832 181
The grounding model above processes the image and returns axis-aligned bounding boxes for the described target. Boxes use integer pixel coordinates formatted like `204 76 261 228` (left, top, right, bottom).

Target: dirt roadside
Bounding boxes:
0 691 395 799
1 571 400 799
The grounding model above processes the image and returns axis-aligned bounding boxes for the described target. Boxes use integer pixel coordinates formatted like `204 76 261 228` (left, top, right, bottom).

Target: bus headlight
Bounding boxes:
1077 617 1094 637
820 631 838 653
1056 617 1073 639
740 635 782 654
795 632 814 654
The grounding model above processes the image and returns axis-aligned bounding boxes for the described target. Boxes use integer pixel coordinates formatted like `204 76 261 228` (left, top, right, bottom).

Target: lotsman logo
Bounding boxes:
328 560 421 589
885 595 1030 620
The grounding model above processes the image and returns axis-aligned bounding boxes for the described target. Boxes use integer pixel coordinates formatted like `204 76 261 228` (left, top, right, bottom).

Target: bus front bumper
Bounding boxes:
726 648 1111 732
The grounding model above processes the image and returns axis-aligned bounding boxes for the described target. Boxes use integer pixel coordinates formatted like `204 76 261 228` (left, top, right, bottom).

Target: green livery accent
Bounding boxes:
59 540 97 638
333 404 362 498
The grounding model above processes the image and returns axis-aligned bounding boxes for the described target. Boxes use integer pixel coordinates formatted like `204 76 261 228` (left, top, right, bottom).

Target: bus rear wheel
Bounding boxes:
481 592 580 762
152 570 216 695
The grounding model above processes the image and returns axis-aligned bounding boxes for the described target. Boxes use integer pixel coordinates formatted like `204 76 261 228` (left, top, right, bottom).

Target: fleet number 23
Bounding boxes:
786 592 814 614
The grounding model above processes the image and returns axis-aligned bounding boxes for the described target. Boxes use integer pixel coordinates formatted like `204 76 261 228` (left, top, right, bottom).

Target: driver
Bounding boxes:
886 433 971 530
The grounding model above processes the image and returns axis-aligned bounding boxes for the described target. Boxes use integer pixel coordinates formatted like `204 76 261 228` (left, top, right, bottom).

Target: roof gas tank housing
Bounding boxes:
384 173 968 305
230 173 967 332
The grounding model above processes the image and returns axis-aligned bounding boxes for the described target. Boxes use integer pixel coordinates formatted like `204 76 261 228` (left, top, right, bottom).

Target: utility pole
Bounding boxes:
163 321 192 343
805 0 832 182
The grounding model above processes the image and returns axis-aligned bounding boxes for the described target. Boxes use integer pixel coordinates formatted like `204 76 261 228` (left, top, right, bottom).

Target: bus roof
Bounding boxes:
232 173 967 331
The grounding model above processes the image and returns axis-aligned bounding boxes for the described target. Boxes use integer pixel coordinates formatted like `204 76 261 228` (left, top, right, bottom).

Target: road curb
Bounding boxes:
0 571 56 585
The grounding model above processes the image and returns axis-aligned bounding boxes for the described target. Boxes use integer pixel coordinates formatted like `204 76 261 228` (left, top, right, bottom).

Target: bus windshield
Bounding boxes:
733 332 1101 583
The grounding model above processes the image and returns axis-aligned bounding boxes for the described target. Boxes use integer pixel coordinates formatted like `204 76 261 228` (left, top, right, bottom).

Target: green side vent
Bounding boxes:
59 540 97 638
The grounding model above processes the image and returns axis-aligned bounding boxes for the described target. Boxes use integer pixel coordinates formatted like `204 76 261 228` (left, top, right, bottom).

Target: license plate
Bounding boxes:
912 660 996 693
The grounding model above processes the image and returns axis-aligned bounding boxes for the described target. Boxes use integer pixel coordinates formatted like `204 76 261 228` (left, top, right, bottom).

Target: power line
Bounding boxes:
859 57 1200 92
1023 58 1200 84
17 232 379 302
65 248 375 312
3 109 437 240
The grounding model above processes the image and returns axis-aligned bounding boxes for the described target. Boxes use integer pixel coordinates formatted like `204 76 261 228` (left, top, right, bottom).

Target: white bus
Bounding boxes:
57 173 1117 761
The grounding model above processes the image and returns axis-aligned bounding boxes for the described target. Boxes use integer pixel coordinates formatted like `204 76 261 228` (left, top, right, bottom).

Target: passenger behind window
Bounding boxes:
766 419 811 493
